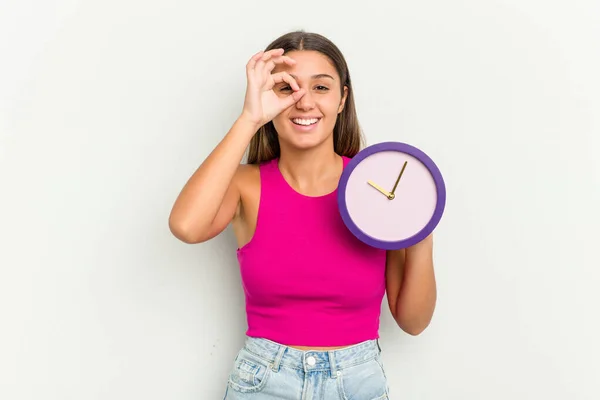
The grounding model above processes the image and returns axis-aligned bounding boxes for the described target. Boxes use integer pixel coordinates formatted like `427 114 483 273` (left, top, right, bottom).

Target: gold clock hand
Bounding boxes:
367 180 392 198
390 161 408 197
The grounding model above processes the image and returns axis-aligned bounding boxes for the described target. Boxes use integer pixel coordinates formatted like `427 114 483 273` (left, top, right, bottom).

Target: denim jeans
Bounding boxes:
223 336 390 399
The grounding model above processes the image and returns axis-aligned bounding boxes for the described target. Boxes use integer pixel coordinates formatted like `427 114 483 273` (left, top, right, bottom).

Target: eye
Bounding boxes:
278 85 329 92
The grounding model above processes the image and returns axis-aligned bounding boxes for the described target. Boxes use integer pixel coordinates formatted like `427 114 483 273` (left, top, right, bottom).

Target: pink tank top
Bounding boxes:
236 156 388 347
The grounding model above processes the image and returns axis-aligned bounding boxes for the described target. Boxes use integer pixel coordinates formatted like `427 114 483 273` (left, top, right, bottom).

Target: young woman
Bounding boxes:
169 31 437 400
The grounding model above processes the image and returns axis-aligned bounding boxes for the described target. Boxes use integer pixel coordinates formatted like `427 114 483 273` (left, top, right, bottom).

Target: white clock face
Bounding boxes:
344 150 438 242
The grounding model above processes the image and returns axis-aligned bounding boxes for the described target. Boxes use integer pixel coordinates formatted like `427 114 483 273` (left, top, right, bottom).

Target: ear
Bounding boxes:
338 86 348 114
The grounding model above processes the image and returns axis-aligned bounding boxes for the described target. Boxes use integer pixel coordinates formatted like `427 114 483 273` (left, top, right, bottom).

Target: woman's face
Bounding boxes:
271 50 348 152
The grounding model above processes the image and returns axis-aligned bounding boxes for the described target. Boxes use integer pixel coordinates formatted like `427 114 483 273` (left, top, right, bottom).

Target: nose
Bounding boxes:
295 90 315 111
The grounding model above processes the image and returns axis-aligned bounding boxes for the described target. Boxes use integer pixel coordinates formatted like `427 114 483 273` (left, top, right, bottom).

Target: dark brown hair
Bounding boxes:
246 31 365 164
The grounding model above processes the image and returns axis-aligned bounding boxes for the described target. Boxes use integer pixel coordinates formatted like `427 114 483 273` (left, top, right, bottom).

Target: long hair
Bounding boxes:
246 31 365 164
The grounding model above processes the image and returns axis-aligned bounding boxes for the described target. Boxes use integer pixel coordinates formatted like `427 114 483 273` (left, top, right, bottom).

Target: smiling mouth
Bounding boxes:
291 118 321 126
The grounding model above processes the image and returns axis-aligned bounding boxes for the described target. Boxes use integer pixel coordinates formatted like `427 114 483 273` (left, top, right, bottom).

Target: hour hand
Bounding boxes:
367 180 392 198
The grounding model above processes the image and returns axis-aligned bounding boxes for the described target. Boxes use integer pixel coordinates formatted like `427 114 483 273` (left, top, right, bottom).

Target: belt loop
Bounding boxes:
272 345 286 372
376 339 382 353
328 351 337 378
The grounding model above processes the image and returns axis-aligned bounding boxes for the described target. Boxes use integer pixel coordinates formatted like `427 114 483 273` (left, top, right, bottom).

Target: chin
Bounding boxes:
281 134 325 151
284 129 333 151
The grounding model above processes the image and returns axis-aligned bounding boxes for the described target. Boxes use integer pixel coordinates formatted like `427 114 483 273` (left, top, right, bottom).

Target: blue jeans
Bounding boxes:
223 336 390 399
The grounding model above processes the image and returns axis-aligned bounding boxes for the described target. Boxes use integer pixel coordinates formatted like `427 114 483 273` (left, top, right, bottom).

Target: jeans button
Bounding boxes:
306 356 316 366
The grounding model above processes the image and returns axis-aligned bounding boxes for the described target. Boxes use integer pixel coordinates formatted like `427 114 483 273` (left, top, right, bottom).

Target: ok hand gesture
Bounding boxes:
241 48 306 127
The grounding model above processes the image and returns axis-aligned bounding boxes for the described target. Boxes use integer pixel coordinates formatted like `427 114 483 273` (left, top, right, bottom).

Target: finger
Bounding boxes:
255 49 283 72
258 56 297 78
246 51 264 72
290 88 306 102
261 48 284 61
267 55 296 65
255 50 293 74
280 88 306 109
280 55 297 66
271 72 299 91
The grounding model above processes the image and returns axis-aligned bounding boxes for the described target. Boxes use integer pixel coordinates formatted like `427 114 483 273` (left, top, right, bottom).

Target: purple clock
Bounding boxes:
338 141 446 250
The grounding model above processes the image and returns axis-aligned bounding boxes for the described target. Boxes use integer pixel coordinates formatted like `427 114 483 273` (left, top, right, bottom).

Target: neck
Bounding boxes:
278 140 342 193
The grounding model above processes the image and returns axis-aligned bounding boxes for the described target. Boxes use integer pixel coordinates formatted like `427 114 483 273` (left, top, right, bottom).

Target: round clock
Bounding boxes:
338 141 446 250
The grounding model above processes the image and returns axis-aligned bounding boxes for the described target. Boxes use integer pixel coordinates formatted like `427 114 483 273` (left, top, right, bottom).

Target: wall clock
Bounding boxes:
338 141 446 250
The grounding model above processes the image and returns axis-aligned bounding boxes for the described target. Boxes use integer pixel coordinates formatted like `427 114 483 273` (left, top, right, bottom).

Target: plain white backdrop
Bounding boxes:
1 0 599 399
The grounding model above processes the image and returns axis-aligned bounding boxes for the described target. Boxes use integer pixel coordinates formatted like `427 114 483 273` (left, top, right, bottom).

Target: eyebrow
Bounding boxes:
289 73 335 81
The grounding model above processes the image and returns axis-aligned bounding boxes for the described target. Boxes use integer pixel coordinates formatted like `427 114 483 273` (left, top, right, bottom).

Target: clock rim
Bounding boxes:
337 141 446 250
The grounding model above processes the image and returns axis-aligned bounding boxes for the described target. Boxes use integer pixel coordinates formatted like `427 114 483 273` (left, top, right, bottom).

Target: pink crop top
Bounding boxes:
236 156 388 347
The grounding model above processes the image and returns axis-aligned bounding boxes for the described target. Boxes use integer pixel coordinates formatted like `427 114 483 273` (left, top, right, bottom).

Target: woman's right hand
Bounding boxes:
241 48 306 128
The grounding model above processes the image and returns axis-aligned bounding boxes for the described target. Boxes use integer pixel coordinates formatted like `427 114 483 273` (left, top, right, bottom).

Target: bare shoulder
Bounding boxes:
235 162 260 179
233 163 260 192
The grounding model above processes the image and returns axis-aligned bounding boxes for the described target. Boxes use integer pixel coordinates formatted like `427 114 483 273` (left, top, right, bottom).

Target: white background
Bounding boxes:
1 0 599 399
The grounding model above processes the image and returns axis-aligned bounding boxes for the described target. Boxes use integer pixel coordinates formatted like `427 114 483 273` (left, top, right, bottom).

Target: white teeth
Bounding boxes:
292 118 319 126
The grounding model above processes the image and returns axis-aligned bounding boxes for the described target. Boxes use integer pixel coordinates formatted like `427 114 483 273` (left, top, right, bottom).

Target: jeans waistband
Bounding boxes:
242 336 381 377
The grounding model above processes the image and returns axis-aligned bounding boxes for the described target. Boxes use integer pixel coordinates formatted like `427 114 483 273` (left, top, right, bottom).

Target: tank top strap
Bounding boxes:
256 158 289 218
257 158 279 184
342 155 351 168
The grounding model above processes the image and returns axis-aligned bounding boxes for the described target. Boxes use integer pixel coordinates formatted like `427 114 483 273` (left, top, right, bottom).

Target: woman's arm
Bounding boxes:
385 234 437 335
168 117 258 244
168 49 303 244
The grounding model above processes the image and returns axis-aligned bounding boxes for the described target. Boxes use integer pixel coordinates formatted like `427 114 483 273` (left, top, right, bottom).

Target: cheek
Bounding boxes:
272 113 289 131
321 102 341 124
322 95 343 115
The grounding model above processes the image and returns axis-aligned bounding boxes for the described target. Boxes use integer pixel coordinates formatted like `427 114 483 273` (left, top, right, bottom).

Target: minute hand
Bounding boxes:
390 161 408 197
